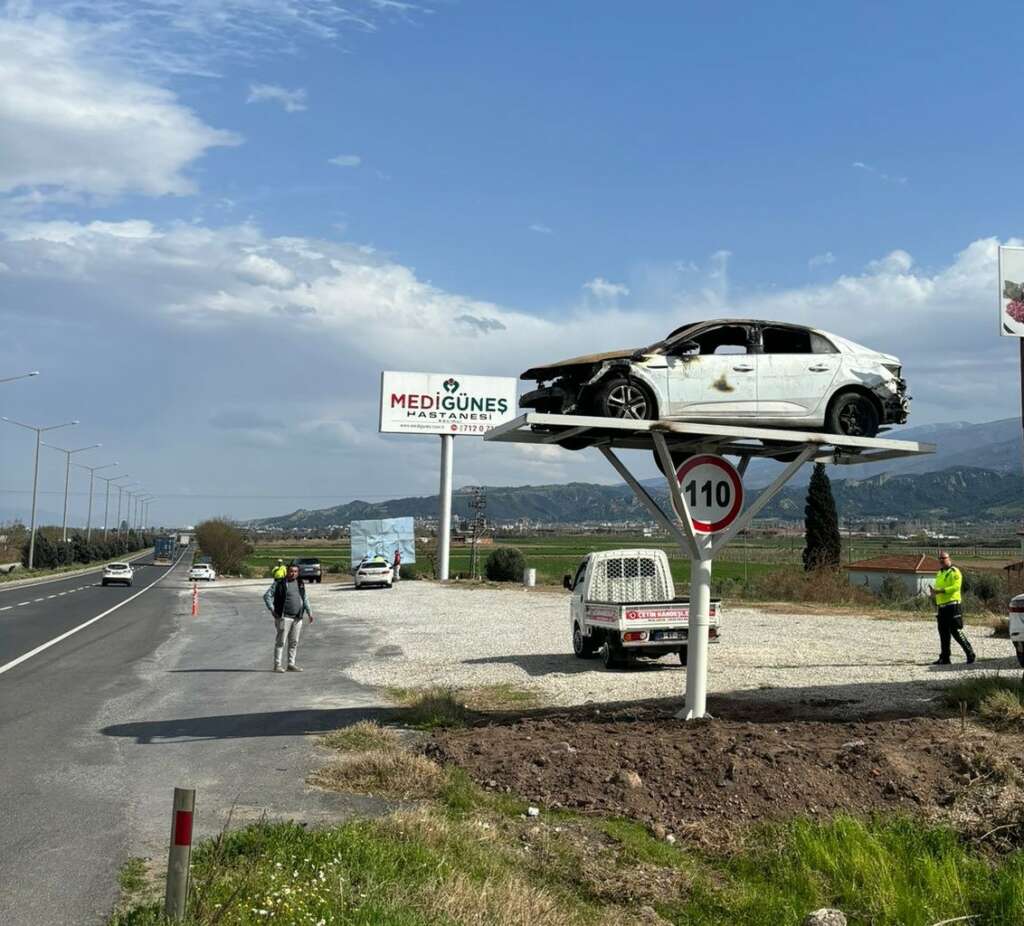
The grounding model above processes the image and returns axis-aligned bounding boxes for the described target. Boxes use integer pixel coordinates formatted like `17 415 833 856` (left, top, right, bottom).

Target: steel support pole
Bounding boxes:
683 551 713 720
61 452 71 543
28 430 41 570
438 434 454 581
116 488 123 536
86 469 95 542
103 480 111 538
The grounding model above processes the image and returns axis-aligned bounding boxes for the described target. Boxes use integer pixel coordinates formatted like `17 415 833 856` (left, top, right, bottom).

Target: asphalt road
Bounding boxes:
0 560 387 925
0 554 165 671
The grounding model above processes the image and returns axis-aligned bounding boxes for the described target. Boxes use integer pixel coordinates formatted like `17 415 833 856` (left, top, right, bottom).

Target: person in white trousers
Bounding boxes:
263 563 313 672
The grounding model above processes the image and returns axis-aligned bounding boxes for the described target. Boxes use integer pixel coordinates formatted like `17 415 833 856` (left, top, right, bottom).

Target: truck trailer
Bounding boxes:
153 536 177 565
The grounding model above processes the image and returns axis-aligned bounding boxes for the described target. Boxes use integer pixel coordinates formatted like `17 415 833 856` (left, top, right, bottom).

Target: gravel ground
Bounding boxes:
310 581 1020 715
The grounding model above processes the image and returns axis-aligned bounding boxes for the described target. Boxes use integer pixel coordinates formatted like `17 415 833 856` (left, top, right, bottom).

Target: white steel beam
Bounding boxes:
651 432 702 560
598 446 693 555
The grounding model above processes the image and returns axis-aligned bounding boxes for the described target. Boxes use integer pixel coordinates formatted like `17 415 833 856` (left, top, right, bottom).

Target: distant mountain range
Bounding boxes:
252 418 1024 529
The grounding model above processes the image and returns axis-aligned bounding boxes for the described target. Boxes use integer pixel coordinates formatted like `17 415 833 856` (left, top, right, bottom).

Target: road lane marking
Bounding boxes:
18 602 29 607
0 606 11 612
47 595 56 599
34 597 44 602
0 554 185 677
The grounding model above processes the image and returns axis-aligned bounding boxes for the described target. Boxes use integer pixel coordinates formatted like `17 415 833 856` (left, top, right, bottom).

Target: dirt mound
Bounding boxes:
426 702 1024 847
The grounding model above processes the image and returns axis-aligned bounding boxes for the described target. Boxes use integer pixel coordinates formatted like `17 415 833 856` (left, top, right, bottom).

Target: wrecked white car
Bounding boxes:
520 319 909 438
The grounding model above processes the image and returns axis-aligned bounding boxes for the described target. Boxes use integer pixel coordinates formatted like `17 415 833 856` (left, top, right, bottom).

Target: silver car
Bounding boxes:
520 319 908 438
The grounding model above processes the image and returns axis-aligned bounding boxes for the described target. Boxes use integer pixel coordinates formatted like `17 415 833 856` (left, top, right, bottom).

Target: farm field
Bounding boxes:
246 532 1012 589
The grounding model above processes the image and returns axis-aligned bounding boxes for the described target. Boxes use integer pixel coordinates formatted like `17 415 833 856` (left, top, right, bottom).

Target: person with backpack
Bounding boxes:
263 563 313 673
392 547 402 583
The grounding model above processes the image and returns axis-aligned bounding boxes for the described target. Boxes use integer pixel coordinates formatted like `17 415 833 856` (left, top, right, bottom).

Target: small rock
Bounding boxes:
487 779 497 789
614 769 643 789
841 740 866 749
665 834 676 845
651 823 667 840
527 806 540 817
803 910 847 926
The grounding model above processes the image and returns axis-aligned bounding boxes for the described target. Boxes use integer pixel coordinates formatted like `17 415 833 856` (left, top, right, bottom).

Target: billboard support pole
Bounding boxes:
438 435 454 580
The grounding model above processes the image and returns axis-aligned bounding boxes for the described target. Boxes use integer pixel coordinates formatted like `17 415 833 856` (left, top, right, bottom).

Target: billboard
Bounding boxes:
379 371 518 436
998 246 1024 336
350 517 416 568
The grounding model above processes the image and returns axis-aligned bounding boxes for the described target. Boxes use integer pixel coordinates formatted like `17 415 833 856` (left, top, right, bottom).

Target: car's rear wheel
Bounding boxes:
826 391 880 438
1015 642 1024 668
573 623 597 658
594 376 656 421
101 580 108 586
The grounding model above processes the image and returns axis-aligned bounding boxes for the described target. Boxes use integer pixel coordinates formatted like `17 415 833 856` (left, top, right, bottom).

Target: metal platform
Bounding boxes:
485 412 935 466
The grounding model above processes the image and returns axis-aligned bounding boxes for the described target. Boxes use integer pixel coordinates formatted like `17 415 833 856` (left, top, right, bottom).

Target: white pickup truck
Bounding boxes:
564 548 721 670
1010 594 1024 667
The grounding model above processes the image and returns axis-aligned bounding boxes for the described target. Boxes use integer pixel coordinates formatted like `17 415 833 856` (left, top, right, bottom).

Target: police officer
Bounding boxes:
929 550 975 665
272 558 287 580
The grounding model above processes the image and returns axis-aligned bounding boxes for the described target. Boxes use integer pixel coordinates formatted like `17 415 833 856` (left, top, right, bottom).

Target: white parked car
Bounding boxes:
189 563 216 582
101 562 134 587
354 557 393 589
520 319 909 439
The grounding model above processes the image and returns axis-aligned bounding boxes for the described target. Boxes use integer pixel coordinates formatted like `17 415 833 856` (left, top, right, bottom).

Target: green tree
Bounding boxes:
803 462 841 571
485 546 526 582
195 518 252 575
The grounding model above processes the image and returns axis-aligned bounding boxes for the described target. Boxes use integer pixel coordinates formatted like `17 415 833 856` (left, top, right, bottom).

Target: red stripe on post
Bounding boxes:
173 810 193 846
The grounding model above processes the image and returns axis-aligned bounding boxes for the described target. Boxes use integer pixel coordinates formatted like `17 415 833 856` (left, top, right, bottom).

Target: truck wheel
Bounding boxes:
1016 642 1024 668
677 646 688 665
601 642 624 670
573 623 596 658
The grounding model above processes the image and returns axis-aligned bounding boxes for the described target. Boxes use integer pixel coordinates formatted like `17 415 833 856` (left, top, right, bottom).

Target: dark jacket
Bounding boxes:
263 578 310 619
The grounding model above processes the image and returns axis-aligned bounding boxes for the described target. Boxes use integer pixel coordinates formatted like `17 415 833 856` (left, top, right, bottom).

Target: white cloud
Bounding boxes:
247 83 307 112
0 16 239 199
328 154 362 168
583 277 630 301
866 250 913 274
808 251 835 269
852 160 908 184
528 223 553 235
33 2 427 76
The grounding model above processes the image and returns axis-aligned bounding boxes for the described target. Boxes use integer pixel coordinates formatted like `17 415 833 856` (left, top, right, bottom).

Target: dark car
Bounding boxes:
291 557 322 583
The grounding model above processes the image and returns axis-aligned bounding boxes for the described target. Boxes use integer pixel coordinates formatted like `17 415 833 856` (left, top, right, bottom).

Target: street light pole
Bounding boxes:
100 474 130 539
43 443 102 542
75 461 117 541
0 371 40 384
117 483 138 537
1 417 79 569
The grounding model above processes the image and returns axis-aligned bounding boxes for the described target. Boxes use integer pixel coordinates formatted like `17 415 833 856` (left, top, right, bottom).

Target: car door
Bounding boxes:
757 325 840 419
664 323 758 418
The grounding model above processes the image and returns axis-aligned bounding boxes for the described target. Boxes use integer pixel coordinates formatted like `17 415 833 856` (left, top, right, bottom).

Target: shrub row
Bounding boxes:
21 529 152 571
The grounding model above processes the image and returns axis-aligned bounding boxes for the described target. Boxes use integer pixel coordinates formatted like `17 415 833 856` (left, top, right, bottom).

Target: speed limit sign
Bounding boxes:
670 454 744 533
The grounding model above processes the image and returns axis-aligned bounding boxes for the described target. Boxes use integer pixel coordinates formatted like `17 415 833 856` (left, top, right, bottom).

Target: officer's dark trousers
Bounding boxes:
936 603 974 662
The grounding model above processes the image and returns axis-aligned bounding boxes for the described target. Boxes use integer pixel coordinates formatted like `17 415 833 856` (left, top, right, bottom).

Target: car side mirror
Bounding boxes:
563 574 572 590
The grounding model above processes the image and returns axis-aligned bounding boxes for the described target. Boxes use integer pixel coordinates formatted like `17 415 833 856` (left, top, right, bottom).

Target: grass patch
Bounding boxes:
310 749 446 800
108 810 1024 926
118 857 148 896
979 688 1024 726
943 674 1024 713
320 720 401 753
386 687 470 729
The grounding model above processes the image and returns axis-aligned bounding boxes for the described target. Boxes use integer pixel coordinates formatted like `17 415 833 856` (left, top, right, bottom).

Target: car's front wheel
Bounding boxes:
594 376 656 421
826 391 880 438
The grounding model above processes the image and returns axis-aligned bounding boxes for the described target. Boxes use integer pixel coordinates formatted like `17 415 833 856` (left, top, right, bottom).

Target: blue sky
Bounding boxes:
0 1 1021 525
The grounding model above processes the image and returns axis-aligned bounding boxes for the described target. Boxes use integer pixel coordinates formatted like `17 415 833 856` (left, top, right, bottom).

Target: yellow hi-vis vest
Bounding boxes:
934 566 962 606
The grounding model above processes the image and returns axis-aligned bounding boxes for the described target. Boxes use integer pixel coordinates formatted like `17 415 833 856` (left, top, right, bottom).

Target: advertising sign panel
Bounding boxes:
998 246 1024 336
379 371 518 436
350 517 416 568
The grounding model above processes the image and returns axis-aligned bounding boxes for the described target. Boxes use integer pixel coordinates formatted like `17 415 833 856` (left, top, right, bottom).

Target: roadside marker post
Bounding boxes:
164 787 195 921
486 412 936 720
191 583 199 617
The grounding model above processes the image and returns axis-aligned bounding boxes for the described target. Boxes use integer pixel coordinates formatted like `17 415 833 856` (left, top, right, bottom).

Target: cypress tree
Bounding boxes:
803 462 841 570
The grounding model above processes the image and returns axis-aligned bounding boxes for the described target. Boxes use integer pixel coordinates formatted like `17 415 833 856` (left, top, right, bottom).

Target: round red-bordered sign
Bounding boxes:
671 454 744 533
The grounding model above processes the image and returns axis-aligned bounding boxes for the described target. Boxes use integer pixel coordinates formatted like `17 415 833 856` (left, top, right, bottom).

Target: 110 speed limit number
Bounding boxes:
670 454 744 533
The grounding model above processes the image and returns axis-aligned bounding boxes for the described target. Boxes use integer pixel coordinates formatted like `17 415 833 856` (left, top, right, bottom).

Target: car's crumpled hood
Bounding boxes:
520 347 637 380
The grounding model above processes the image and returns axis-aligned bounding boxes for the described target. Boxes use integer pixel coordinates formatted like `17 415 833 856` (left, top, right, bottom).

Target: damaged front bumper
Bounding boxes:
880 377 910 425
